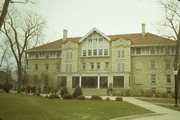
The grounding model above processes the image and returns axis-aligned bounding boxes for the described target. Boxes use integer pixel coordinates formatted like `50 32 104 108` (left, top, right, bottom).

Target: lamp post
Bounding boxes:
174 70 179 107
173 28 180 107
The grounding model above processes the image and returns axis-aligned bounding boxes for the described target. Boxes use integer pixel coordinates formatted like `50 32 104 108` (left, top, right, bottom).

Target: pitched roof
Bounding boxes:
28 33 175 51
108 33 175 45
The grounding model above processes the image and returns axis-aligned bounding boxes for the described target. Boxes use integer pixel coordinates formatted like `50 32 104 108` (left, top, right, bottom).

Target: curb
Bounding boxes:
111 113 164 120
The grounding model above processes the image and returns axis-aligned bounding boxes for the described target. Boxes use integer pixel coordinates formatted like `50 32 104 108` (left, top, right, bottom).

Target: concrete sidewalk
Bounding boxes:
114 97 180 120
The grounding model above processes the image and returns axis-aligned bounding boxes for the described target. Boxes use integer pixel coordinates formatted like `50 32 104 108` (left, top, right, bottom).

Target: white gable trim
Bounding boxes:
79 28 110 43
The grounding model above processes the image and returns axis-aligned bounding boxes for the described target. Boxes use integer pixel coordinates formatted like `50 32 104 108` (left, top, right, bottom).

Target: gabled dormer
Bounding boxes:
80 28 110 57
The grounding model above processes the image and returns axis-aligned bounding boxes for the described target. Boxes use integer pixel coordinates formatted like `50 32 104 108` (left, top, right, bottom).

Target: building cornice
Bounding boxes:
26 48 62 52
131 43 176 47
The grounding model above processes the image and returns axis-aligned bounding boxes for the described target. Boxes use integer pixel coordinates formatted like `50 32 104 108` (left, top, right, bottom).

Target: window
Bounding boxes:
88 50 92 56
165 47 171 54
136 48 141 54
105 62 109 69
152 87 156 94
151 74 156 84
94 38 98 42
70 52 72 59
165 60 171 69
118 62 125 72
96 62 100 69
99 38 103 42
104 49 108 56
160 47 164 54
35 54 38 59
56 63 60 70
90 62 94 70
66 51 72 59
131 48 135 55
150 48 155 55
113 76 124 88
100 76 108 88
57 52 60 58
81 77 97 88
88 39 92 42
45 64 49 70
99 49 103 56
146 48 149 55
167 88 172 94
42 52 45 57
35 64 38 70
66 64 72 72
93 49 97 56
150 60 156 69
166 75 171 83
46 53 49 58
29 53 32 59
171 46 175 54
82 62 86 70
141 48 146 54
83 50 87 56
50 51 53 57
156 47 160 55
118 49 125 58
72 77 79 88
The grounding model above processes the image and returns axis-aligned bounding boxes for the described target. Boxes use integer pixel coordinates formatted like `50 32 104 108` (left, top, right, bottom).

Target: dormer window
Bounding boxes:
99 38 103 42
93 49 97 56
88 39 92 42
88 50 92 56
83 50 87 56
104 49 108 56
94 38 98 42
99 49 103 56
81 28 109 57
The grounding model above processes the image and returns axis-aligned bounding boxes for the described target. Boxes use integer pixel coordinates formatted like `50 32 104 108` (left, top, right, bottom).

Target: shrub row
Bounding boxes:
48 86 84 99
112 88 174 98
60 86 83 99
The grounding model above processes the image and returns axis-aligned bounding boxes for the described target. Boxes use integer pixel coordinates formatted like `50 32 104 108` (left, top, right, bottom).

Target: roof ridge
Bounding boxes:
107 33 142 36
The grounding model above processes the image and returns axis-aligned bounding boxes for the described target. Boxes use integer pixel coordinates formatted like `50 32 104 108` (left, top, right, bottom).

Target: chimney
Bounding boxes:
141 23 145 37
63 29 68 42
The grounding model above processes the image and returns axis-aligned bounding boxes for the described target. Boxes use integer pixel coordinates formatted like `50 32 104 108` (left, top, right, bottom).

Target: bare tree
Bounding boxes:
0 0 11 30
0 41 8 67
0 0 35 30
0 10 45 92
160 0 180 106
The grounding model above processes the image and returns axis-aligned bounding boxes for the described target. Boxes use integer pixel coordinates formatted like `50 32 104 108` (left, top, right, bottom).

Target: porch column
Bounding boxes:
97 75 100 89
79 75 82 87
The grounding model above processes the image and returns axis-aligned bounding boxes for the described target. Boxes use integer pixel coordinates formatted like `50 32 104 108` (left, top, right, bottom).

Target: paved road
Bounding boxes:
114 97 180 120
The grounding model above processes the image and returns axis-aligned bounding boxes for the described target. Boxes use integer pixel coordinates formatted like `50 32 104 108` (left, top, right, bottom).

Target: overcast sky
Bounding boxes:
3 0 165 43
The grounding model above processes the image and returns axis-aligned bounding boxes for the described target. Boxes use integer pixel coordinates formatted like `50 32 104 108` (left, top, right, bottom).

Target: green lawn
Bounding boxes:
0 93 152 120
137 97 180 112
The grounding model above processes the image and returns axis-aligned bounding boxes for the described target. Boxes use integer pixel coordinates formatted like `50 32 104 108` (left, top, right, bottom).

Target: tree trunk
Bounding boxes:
0 0 11 30
17 62 22 92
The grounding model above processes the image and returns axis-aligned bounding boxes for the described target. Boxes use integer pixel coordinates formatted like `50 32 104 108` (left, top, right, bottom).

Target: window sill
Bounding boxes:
149 68 156 70
151 83 157 85
81 56 110 58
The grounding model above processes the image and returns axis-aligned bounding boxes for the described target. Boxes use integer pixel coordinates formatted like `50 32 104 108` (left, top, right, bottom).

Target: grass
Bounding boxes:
137 97 180 112
0 93 152 120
